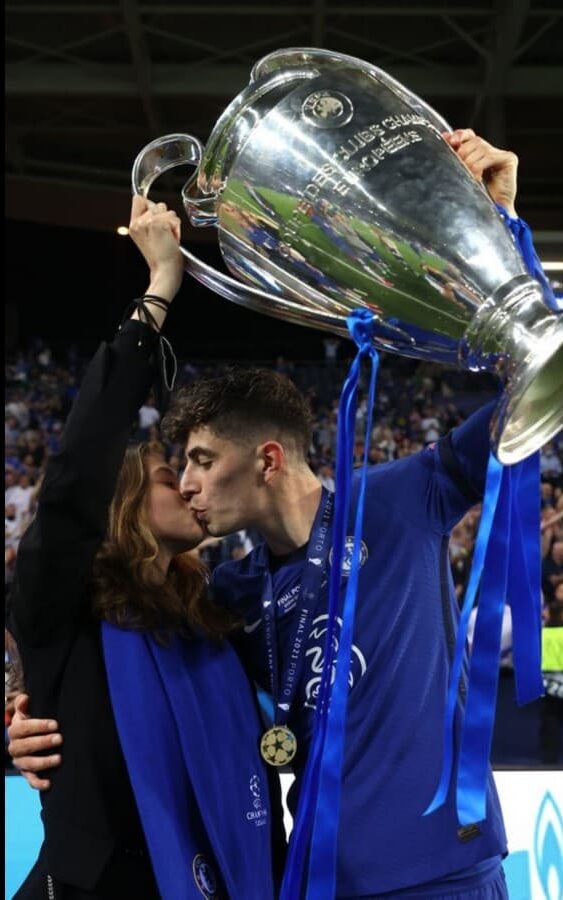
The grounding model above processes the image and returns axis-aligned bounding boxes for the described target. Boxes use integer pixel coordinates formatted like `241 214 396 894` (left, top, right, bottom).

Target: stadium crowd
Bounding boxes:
5 336 563 762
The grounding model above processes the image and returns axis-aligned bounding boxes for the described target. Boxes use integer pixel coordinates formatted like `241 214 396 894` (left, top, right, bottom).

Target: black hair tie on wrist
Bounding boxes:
120 295 178 413
141 293 172 309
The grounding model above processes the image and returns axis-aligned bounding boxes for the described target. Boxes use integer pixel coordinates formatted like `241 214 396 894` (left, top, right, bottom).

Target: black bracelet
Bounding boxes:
118 296 178 395
120 295 170 335
141 293 172 308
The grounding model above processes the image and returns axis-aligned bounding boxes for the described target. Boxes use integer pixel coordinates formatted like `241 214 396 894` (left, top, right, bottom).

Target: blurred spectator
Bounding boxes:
323 337 340 369
318 461 335 492
5 504 21 593
196 531 248 570
541 480 555 510
5 416 20 446
420 405 442 444
5 472 34 522
541 442 563 480
137 395 161 439
539 595 563 764
274 355 293 378
543 540 563 606
5 502 21 542
5 390 30 430
468 604 513 670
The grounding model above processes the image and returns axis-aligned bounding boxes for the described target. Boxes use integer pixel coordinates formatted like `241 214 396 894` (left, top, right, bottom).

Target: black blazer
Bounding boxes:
9 320 161 891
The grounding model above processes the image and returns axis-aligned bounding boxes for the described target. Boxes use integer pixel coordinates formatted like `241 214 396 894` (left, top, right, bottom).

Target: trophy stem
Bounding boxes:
462 276 563 464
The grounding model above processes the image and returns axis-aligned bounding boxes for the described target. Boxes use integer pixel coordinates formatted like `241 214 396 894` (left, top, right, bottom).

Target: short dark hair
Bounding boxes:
162 367 313 457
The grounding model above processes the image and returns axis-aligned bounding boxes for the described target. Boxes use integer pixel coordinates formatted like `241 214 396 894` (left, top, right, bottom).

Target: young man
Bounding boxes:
167 356 507 900
8 132 551 897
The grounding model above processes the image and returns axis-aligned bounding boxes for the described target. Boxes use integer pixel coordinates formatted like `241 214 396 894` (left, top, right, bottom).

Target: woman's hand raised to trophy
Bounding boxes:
443 129 518 219
128 195 184 303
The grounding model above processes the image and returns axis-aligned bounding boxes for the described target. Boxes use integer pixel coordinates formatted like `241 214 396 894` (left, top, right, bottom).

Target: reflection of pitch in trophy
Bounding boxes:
132 47 562 463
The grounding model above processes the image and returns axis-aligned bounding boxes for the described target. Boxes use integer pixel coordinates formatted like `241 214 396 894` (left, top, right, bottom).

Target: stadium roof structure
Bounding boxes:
6 1 563 265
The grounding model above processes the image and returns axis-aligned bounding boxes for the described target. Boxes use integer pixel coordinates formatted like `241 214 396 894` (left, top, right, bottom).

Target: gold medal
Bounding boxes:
260 725 297 767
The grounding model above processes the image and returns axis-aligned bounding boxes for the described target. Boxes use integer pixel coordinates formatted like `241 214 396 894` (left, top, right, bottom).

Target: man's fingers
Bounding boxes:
443 128 475 147
8 716 59 740
458 147 489 174
455 137 488 159
451 128 476 142
8 733 63 757
22 771 52 791
12 753 62 772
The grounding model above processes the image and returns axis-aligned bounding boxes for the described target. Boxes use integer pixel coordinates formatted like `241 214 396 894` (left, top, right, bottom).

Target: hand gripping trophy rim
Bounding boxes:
131 49 563 465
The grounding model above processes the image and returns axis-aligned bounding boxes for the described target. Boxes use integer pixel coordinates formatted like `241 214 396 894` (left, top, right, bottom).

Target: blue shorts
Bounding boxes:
340 862 508 900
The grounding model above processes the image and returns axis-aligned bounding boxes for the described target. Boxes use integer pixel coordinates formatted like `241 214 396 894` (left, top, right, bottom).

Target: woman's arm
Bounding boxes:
11 197 183 642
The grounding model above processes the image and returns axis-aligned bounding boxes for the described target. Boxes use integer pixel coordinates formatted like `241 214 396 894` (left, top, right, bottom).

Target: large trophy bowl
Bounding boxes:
132 48 562 465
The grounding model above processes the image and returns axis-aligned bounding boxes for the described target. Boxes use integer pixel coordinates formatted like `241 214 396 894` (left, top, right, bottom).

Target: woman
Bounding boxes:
7 196 277 900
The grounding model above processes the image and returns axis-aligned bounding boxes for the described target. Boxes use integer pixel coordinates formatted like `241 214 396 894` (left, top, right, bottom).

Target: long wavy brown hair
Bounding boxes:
92 441 234 640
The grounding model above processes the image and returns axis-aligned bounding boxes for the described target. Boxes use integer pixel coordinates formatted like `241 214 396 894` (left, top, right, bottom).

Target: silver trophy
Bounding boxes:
132 48 562 464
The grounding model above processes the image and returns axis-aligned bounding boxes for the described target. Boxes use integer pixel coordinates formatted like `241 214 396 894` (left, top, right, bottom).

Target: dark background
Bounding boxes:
5 219 336 362
6 1 563 363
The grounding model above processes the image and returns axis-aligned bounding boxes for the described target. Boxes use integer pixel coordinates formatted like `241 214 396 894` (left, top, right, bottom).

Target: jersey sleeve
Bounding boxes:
495 203 561 313
367 400 496 535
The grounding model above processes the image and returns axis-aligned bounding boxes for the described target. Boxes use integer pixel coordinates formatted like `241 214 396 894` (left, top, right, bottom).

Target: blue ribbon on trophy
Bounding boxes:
495 204 562 314
280 310 380 900
424 448 543 826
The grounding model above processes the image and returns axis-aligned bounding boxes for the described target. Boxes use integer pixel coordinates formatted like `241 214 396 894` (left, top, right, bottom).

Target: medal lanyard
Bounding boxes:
261 488 334 728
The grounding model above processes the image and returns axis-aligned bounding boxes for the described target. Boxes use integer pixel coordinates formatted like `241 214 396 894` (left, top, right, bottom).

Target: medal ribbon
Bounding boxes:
261 489 334 729
281 309 379 900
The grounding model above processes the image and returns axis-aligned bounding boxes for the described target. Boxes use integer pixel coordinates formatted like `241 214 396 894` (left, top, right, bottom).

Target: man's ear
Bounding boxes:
257 441 285 483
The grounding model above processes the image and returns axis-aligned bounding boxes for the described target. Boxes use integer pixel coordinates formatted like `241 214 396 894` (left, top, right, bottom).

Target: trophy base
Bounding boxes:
463 276 563 464
492 325 563 465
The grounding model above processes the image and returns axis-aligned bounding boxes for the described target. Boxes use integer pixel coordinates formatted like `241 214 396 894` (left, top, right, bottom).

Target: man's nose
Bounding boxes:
179 467 199 500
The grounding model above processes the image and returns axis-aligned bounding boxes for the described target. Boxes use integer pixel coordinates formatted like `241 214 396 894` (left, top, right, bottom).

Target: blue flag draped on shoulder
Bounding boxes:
102 624 275 900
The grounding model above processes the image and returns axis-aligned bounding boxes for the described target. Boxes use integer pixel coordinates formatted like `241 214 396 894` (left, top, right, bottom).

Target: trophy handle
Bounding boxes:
251 48 452 135
131 133 375 342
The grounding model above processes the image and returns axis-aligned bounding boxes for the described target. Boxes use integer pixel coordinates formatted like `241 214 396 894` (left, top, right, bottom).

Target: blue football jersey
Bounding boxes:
213 402 507 895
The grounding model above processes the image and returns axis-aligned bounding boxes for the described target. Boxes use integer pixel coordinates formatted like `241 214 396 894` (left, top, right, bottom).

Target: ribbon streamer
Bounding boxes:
280 309 379 900
426 205 545 826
